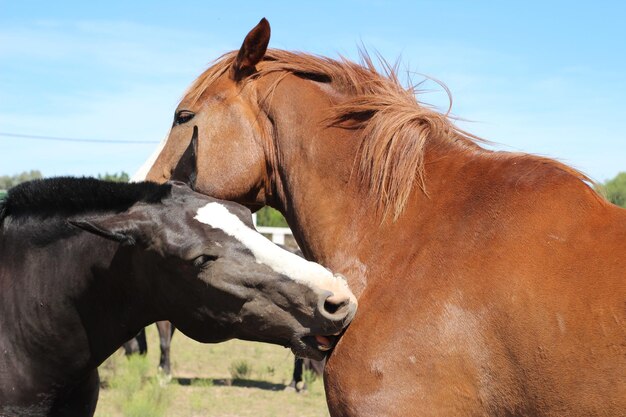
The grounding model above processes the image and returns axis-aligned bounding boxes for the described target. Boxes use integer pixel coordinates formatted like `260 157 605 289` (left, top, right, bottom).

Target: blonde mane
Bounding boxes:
185 49 591 220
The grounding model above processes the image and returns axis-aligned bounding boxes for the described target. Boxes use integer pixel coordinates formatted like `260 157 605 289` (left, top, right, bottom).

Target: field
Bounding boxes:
95 326 330 417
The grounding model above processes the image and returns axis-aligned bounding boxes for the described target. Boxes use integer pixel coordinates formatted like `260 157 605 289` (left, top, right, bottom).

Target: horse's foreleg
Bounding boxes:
286 357 305 392
136 327 147 355
156 320 175 376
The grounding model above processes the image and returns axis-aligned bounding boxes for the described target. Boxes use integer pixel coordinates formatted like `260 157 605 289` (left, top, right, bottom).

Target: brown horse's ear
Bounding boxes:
231 18 271 81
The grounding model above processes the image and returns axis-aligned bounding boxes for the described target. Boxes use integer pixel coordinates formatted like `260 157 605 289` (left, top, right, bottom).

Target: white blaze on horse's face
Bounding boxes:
194 202 357 307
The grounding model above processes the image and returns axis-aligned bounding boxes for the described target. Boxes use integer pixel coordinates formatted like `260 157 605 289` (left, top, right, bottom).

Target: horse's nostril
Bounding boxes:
323 294 350 315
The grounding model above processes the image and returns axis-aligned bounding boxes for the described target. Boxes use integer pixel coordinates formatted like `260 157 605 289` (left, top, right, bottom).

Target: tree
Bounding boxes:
596 172 626 208
97 172 130 182
256 206 288 227
0 170 43 190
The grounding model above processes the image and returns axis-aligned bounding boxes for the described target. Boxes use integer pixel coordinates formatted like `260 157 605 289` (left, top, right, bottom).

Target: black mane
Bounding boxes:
0 177 172 222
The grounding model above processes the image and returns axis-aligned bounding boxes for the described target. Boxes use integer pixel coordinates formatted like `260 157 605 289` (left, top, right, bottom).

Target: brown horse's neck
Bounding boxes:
268 133 361 284
265 80 473 296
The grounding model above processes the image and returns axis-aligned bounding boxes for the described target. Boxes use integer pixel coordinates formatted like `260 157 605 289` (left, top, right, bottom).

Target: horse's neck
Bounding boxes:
0 221 155 371
266 77 478 294
282 185 370 295
276 133 471 297
77 241 158 364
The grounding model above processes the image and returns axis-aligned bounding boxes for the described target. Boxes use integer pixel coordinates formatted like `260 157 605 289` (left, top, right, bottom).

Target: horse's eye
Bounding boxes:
174 110 195 126
193 254 218 268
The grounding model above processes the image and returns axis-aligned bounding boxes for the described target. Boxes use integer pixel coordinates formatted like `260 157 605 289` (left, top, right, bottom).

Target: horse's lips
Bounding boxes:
315 335 333 350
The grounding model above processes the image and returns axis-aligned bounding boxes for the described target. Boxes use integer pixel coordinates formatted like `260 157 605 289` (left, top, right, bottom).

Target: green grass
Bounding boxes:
229 359 253 381
95 326 330 417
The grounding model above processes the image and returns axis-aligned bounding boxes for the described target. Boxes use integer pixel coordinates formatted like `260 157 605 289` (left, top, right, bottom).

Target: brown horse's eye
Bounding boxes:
174 110 195 126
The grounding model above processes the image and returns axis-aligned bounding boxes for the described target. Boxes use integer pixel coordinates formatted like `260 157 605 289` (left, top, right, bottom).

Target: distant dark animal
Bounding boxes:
140 18 626 417
0 178 356 416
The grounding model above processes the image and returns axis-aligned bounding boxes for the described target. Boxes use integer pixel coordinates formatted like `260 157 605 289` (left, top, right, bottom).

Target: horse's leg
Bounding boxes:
123 328 147 356
285 357 304 392
122 328 146 356
50 370 99 417
156 320 175 376
297 358 325 391
286 345 324 393
136 327 147 355
122 339 136 355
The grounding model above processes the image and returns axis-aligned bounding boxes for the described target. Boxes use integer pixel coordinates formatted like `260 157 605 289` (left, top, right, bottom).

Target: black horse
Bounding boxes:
0 178 356 416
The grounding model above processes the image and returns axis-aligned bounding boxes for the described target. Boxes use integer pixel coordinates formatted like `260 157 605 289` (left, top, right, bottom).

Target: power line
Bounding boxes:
0 132 160 144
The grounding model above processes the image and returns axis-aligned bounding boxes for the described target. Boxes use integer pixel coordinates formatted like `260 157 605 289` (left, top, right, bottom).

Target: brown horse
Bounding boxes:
139 19 626 417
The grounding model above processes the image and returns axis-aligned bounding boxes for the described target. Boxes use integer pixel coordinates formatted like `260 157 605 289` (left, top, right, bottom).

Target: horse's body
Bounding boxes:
0 178 356 416
142 19 626 417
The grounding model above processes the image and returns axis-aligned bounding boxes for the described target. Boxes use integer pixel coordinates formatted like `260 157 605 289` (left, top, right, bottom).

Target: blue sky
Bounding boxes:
1 1 624 182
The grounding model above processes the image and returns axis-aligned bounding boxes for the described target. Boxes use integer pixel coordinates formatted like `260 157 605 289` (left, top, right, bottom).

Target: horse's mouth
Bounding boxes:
292 332 342 360
304 334 338 351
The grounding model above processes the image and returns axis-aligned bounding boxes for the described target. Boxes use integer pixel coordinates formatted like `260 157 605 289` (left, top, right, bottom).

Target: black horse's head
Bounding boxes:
71 181 357 359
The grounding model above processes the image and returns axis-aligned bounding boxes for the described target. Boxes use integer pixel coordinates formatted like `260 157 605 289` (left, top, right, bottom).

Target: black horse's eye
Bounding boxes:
174 110 195 126
193 254 218 268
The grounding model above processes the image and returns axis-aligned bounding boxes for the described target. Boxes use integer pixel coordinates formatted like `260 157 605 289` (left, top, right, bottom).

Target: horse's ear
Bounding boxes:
231 18 271 81
68 212 149 246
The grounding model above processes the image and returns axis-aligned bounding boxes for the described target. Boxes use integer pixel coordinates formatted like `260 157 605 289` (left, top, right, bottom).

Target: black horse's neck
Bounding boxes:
0 215 159 390
74 241 160 365
0 219 160 414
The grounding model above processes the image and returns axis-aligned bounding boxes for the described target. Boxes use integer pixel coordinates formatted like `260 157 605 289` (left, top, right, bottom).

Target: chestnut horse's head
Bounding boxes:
141 19 275 210
139 18 474 223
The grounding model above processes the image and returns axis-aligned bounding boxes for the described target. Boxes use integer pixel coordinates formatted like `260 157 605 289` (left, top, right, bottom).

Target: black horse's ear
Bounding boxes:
231 18 270 81
68 212 148 246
